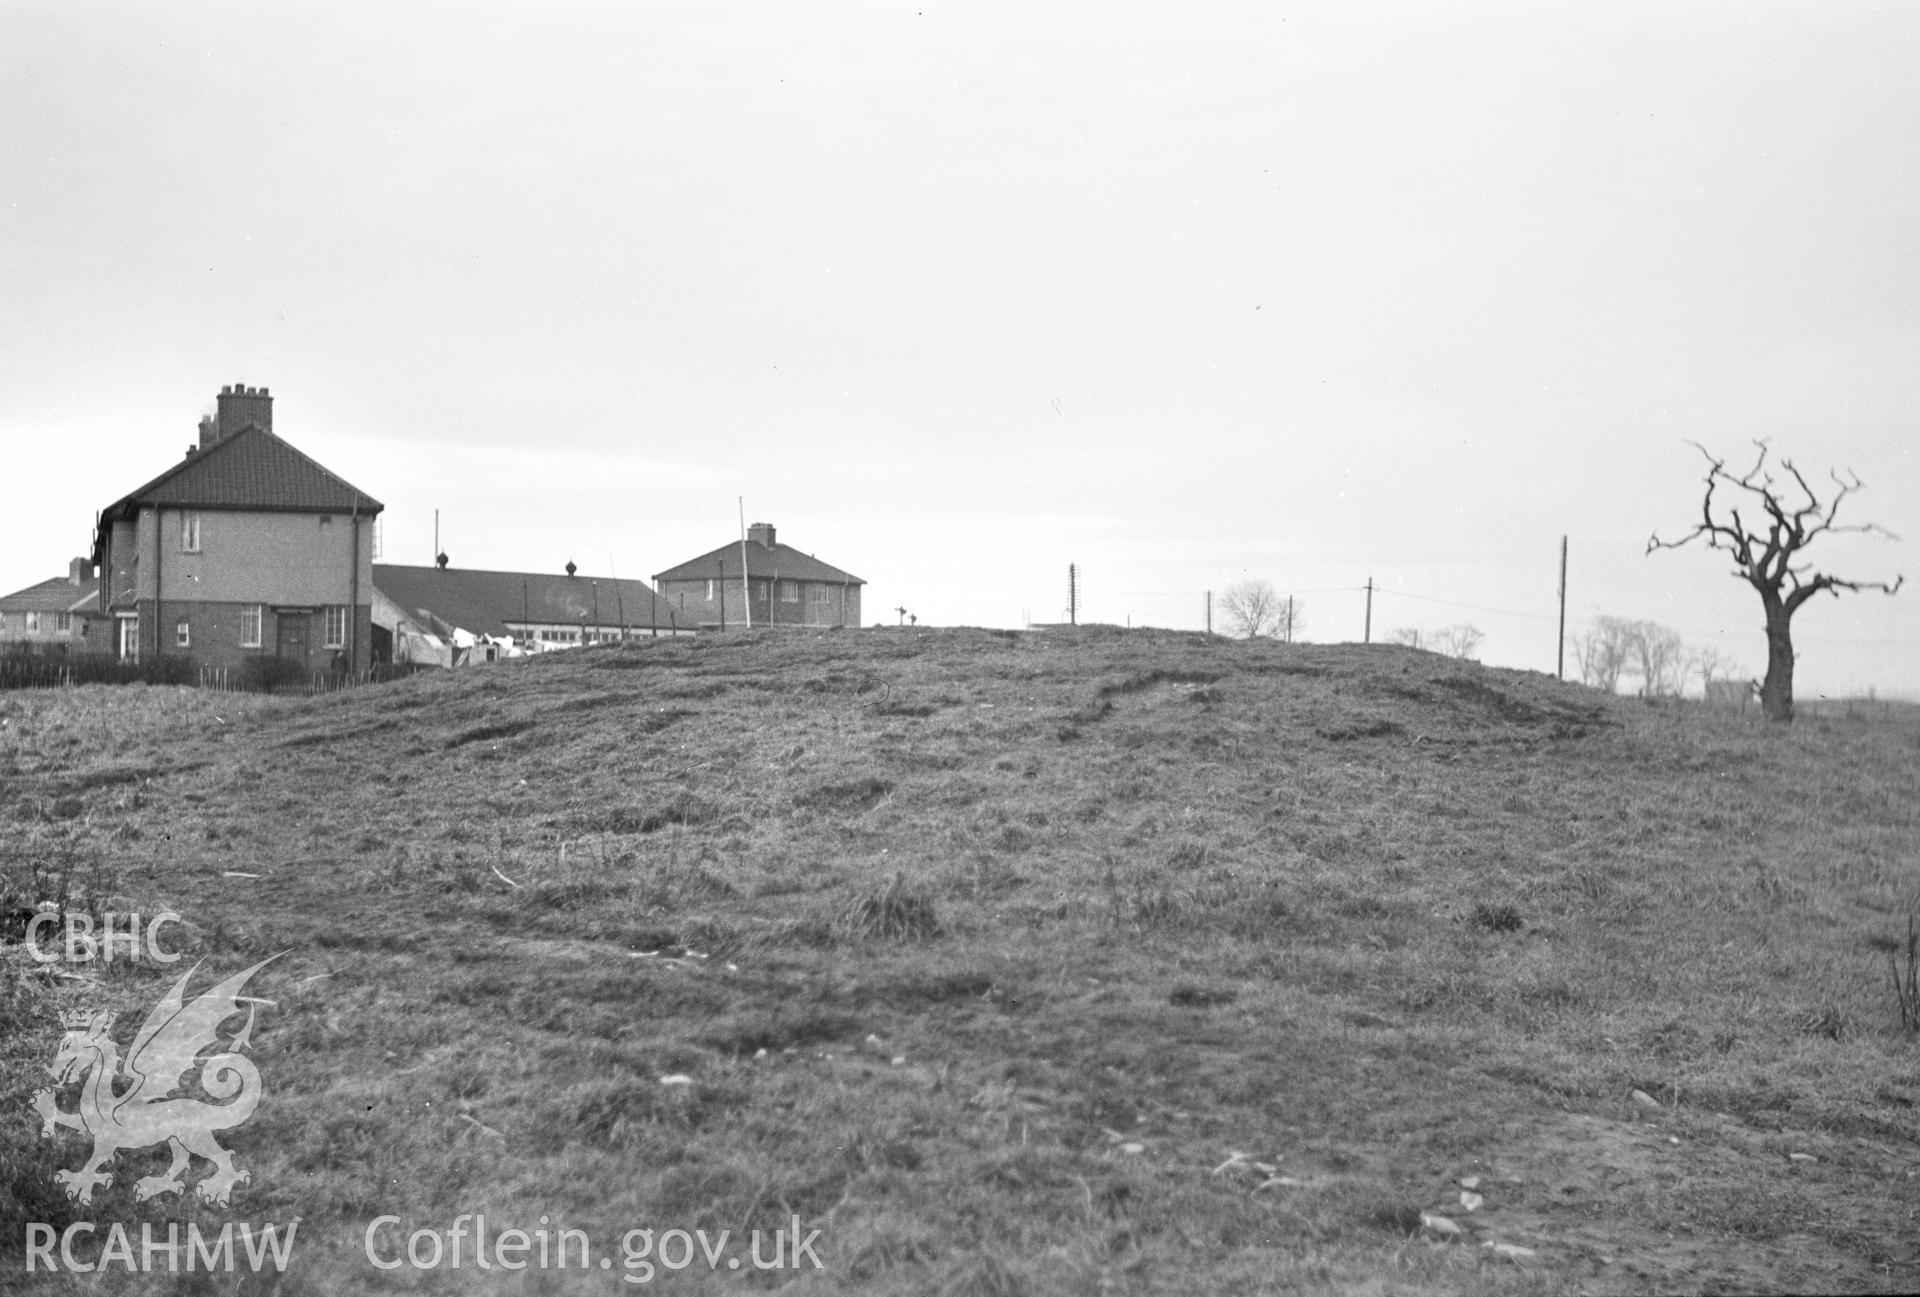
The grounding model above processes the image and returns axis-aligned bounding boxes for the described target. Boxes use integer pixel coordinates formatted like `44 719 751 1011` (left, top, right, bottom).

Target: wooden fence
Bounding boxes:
1 651 428 695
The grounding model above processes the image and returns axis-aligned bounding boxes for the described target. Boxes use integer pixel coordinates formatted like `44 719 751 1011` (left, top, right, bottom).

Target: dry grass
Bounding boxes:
2 627 1918 1294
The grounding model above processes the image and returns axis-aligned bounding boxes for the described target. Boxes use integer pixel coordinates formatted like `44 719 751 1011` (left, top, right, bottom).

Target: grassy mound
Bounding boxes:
3 627 1917 1293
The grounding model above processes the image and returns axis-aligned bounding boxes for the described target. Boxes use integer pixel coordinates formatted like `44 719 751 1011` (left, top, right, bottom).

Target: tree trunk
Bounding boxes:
1760 596 1795 723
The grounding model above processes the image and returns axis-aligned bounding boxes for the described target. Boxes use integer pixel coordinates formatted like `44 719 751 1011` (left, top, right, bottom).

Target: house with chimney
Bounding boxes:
92 384 383 675
0 559 103 652
653 522 863 629
372 560 693 666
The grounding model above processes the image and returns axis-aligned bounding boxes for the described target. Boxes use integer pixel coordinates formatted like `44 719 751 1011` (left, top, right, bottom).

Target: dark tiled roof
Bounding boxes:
100 425 383 520
374 565 685 637
654 540 862 585
0 577 99 615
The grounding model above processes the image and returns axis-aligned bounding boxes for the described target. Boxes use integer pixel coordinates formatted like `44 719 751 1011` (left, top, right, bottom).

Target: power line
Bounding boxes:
1104 585 1360 597
1089 574 1587 630
1371 588 1557 622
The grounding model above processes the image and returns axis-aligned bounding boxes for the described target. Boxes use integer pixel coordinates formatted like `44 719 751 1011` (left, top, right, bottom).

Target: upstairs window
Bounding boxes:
181 512 202 553
24 612 40 633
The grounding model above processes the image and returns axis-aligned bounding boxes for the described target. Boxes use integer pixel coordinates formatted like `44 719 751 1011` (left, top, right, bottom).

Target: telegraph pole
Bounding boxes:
1363 578 1373 644
738 498 752 630
1557 536 1568 680
1205 590 1212 635
1286 595 1294 645
1068 564 1078 626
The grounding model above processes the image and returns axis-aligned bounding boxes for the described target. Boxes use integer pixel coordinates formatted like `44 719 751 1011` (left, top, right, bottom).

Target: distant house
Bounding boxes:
0 560 103 652
92 384 383 674
653 522 862 629
1704 678 1756 710
372 562 692 665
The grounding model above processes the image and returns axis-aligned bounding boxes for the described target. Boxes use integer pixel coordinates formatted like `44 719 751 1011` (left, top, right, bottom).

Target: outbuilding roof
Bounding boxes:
0 577 100 615
374 565 686 637
98 424 383 521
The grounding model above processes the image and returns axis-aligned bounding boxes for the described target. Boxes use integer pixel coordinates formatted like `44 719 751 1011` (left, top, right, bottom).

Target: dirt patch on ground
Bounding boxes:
1436 1109 1920 1293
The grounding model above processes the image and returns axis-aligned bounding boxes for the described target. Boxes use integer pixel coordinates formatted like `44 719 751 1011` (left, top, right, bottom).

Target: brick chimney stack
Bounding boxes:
747 522 776 548
68 557 93 586
207 383 272 446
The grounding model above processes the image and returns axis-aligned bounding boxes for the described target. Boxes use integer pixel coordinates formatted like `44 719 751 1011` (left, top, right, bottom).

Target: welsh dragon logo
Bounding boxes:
33 957 277 1207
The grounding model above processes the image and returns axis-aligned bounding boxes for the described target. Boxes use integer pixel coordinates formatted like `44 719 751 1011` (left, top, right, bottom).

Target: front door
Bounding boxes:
117 615 139 663
276 613 309 666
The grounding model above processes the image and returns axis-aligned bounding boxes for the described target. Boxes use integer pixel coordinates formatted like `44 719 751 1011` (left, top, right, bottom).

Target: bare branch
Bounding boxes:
1785 571 1904 616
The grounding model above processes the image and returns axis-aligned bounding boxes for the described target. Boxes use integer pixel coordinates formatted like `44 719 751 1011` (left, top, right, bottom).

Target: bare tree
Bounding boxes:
1570 616 1633 693
1650 441 1903 722
1431 624 1483 661
1624 620 1685 698
1688 645 1731 699
1221 579 1282 639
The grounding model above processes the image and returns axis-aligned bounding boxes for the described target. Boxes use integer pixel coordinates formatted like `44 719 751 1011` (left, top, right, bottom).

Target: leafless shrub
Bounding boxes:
1872 913 1920 1033
1393 625 1482 659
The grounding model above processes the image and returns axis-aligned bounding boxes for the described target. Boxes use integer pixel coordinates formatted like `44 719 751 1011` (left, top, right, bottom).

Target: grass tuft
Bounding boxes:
1800 1004 1854 1041
839 871 944 941
1471 902 1524 933
1167 984 1236 1008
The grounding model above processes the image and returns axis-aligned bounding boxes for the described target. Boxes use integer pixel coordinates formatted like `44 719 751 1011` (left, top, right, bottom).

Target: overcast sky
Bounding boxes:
4 2 1916 694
